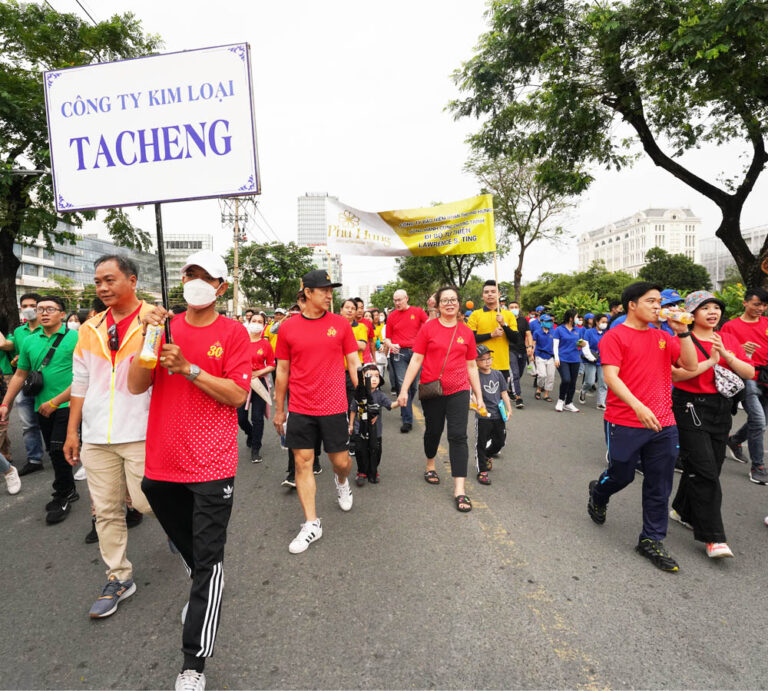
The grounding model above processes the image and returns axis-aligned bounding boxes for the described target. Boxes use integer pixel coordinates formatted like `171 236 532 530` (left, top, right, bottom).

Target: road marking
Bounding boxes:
411 404 605 690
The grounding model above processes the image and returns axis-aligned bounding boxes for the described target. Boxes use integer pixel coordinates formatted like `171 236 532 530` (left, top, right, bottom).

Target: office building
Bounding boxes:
297 193 343 285
577 207 701 275
699 223 768 290
163 234 214 285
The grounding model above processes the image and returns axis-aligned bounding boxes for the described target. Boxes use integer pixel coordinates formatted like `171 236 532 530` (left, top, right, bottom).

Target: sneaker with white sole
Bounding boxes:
175 670 206 691
289 519 322 554
181 601 188 624
334 474 353 511
578 390 586 404
555 399 564 412
73 465 87 481
564 402 580 413
706 542 734 558
88 575 136 618
4 466 21 495
726 436 748 463
669 508 693 530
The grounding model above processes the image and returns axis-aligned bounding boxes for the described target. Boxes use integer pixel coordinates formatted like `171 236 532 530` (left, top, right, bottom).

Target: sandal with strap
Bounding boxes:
544 396 553 402
455 494 472 512
424 470 440 485
477 471 491 485
535 391 542 400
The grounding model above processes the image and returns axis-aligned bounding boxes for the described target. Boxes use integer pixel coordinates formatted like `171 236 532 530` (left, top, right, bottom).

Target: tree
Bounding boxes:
229 242 315 309
0 2 161 328
465 154 573 302
638 247 711 292
50 274 79 311
450 0 768 286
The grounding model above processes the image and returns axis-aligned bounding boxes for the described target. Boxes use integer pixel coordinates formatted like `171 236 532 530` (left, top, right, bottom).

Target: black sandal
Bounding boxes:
535 391 542 400
424 470 440 485
455 494 472 512
477 472 491 485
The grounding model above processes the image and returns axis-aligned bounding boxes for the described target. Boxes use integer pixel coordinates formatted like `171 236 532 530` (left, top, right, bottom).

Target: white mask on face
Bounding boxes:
598 322 607 331
21 307 37 321
67 321 80 331
379 315 385 323
246 322 264 335
575 318 583 326
183 279 218 308
511 308 520 317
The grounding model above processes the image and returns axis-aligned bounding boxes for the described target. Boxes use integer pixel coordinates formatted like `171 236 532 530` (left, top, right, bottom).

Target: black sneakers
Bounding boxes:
18 461 44 477
85 517 99 544
125 507 143 528
635 538 679 572
45 487 79 511
46 495 74 524
400 423 412 433
281 473 296 488
587 480 607 525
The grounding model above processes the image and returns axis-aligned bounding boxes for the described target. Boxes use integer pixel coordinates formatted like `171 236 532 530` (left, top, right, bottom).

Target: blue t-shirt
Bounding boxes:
609 314 627 329
553 324 582 363
582 327 605 364
533 328 554 359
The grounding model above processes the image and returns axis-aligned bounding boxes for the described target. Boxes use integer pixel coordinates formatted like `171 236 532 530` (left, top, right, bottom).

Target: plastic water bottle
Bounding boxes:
138 324 163 369
660 308 694 324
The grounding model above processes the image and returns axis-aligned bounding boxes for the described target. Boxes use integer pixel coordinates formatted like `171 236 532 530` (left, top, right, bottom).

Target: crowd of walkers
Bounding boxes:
2 258 768 689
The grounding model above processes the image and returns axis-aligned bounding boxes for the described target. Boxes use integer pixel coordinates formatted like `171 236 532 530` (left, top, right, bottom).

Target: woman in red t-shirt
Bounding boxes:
396 286 486 513
670 291 754 560
238 313 276 463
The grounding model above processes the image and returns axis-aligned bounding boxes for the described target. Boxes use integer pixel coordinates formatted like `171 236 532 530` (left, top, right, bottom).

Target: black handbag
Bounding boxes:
22 331 66 398
418 324 459 401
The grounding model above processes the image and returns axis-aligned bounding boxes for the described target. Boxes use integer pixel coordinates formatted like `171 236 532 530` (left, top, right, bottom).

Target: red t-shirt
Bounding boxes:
275 311 358 415
387 306 428 348
248 337 275 371
720 316 768 368
600 324 681 428
674 333 747 394
413 319 477 395
106 303 143 365
358 317 375 341
144 314 251 483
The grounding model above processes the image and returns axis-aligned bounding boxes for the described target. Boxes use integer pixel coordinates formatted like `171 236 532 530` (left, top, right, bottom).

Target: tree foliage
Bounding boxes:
638 247 712 291
465 153 573 302
0 1 162 327
228 242 315 309
450 0 768 285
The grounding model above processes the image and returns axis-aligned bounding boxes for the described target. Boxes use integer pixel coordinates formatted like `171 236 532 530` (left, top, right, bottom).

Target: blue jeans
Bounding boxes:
557 361 581 405
0 452 9 473
580 362 607 406
731 379 768 468
16 390 44 463
391 348 419 425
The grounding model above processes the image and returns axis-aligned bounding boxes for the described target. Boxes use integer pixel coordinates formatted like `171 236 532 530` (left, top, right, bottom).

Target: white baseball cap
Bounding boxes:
181 250 229 282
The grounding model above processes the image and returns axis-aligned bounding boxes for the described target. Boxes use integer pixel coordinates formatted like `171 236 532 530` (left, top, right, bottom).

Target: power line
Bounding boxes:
73 0 97 25
255 204 282 243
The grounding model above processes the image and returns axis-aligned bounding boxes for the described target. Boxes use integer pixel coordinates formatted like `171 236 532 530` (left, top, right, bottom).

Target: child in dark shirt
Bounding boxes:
349 364 399 485
474 345 512 486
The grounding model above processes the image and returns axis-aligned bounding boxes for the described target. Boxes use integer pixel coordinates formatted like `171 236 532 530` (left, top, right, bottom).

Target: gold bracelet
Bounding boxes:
48 399 59 409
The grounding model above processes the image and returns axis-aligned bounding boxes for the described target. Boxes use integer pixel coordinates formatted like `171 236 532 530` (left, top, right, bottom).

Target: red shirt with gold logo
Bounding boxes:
248 336 275 371
275 311 358 415
144 314 251 482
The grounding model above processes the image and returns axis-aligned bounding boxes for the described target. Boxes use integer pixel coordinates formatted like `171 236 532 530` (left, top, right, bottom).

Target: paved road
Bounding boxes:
1 378 767 689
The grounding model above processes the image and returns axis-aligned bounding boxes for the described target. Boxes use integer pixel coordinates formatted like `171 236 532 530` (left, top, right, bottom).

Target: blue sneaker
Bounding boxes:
88 575 136 618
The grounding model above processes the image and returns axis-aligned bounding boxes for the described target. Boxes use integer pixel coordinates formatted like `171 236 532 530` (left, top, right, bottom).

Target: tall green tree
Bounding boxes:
465 154 573 302
0 1 161 327
229 242 315 309
638 247 712 291
451 0 768 286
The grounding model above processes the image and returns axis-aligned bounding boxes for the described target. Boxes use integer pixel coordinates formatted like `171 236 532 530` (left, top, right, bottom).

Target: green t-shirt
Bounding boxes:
17 325 78 410
0 351 12 376
7 322 41 356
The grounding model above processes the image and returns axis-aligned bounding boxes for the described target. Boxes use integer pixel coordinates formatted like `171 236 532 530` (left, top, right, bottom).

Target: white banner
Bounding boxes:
44 43 260 212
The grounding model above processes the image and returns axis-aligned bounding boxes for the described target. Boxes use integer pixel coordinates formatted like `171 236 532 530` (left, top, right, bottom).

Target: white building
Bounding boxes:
297 193 343 285
163 234 214 285
577 208 701 275
699 223 768 290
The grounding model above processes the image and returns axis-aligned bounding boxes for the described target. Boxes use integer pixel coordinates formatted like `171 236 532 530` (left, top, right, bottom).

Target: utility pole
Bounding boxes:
233 197 240 316
220 196 252 316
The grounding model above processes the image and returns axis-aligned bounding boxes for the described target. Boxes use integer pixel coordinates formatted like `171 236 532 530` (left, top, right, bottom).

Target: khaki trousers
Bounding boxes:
82 441 152 581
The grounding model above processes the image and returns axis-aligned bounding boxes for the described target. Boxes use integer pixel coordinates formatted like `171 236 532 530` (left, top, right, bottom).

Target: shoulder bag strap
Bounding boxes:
39 331 66 370
438 324 460 382
689 333 711 361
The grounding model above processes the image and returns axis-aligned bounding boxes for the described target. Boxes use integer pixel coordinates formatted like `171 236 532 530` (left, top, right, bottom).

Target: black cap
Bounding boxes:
300 269 342 289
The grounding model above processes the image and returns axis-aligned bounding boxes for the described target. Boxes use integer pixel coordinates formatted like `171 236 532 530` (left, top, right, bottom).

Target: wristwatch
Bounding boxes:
185 364 201 381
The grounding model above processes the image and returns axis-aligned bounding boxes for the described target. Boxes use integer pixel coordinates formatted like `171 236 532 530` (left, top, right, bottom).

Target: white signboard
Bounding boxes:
44 43 260 212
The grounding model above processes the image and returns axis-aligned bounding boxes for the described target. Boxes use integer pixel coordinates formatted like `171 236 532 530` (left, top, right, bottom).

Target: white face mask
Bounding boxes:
511 308 519 316
598 323 607 331
21 307 37 321
246 322 264 335
67 322 80 331
379 315 385 323
575 318 583 326
183 278 218 308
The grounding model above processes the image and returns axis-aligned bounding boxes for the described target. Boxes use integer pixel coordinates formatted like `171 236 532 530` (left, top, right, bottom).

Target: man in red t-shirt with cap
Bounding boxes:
274 269 361 554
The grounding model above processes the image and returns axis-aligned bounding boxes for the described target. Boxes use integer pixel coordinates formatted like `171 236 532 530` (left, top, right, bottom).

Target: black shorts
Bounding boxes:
286 412 349 454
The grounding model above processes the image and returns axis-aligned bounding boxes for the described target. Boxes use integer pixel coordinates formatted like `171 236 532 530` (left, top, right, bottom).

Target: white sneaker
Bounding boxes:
181 601 188 624
564 403 580 413
289 519 322 554
73 465 87 481
175 669 206 691
555 399 564 412
334 474 353 511
706 542 734 558
4 466 21 495
669 509 693 530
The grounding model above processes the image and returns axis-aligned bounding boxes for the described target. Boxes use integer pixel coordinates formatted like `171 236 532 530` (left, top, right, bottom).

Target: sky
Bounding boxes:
57 0 768 294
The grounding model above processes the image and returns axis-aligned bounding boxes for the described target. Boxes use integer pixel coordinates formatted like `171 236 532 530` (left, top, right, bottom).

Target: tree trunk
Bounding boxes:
0 228 20 331
514 244 526 304
714 203 765 288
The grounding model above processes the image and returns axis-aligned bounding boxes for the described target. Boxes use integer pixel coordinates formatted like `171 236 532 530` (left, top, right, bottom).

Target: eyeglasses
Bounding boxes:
439 298 459 305
107 324 119 351
36 306 62 314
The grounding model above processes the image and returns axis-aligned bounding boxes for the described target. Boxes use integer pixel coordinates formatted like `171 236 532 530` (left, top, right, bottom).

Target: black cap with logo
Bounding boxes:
300 269 342 289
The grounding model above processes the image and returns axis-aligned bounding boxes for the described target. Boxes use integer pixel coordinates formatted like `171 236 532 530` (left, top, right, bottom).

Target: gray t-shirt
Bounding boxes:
350 388 394 436
478 369 507 420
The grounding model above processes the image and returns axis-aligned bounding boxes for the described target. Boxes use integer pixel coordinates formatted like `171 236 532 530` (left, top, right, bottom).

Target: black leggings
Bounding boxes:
421 390 470 478
557 361 580 404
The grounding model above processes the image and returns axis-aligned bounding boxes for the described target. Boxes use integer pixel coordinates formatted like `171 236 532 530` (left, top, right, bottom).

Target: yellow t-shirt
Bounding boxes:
467 307 518 371
266 322 279 353
344 321 371 367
